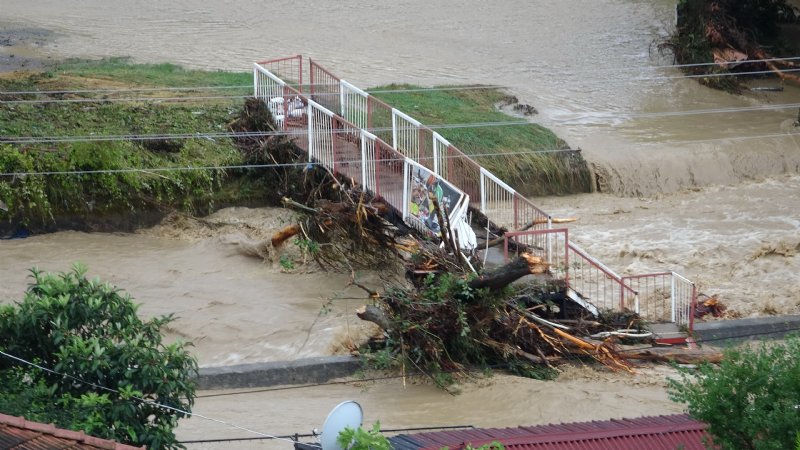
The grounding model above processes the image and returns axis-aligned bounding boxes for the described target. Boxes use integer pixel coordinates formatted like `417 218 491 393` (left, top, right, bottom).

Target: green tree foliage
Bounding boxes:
668 336 800 450
337 422 391 450
0 264 198 449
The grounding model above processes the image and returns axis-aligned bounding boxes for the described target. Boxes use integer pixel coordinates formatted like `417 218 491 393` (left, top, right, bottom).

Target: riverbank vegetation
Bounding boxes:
0 264 197 449
372 85 592 196
660 0 800 92
0 59 590 235
0 59 256 234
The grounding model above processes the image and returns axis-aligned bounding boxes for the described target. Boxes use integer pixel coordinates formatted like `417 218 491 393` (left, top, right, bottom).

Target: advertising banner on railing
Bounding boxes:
408 165 461 235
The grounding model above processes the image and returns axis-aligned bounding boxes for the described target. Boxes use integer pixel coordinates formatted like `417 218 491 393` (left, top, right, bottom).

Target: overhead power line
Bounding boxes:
0 147 585 178
2 61 799 101
0 84 503 99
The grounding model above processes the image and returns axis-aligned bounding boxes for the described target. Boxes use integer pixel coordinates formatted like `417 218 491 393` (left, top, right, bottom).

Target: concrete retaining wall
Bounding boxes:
694 314 800 345
197 355 361 390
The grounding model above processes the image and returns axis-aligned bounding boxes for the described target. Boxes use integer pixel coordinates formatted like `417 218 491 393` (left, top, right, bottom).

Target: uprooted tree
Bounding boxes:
660 0 800 92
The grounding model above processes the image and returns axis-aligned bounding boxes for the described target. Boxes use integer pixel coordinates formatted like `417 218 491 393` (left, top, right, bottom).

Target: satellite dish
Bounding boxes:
320 401 363 450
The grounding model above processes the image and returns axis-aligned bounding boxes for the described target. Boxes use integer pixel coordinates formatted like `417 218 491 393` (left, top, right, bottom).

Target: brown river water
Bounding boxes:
1 0 799 442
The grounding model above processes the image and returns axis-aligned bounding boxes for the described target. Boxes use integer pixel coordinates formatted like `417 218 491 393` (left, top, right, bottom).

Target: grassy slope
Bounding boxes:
0 60 591 233
371 84 592 196
0 59 253 232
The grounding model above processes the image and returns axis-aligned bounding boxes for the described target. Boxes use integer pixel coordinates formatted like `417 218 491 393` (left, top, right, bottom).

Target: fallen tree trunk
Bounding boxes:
625 346 723 364
356 304 392 331
271 224 301 247
468 253 549 290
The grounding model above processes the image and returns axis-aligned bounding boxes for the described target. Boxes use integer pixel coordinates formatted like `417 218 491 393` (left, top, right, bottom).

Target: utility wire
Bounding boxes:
2 63 799 103
0 132 797 178
0 349 300 446
180 425 475 445
0 147 582 178
2 64 798 104
0 84 503 98
2 107 799 145
3 55 800 97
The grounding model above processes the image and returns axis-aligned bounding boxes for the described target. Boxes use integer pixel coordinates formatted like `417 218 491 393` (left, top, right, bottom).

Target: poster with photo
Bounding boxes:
407 166 461 235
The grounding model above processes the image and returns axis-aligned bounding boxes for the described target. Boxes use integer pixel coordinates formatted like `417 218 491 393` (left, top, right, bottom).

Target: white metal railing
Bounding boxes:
308 100 335 170
255 62 471 252
621 272 697 329
566 241 638 314
392 108 423 161
480 168 515 230
254 57 699 330
341 80 369 130
432 132 450 176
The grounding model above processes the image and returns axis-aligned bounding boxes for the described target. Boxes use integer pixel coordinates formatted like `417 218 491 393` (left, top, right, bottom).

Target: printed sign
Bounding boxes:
408 166 460 235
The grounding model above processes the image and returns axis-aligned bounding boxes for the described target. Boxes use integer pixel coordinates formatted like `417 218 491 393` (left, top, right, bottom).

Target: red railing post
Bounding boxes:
298 55 303 93
563 229 570 289
331 117 339 173
309 59 315 96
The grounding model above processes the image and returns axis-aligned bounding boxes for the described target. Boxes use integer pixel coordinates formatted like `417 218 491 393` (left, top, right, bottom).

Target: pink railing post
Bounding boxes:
564 228 569 289
298 56 303 93
309 58 315 96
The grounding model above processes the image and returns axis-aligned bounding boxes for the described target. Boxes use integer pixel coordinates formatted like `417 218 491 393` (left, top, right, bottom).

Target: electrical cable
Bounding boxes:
3 55 800 97
180 425 475 445
0 84 503 98
0 147 585 178
2 109 799 145
3 64 798 104
0 349 300 446
0 127 797 178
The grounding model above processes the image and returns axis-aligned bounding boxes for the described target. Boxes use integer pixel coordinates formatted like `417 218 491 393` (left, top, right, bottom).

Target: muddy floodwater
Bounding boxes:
2 0 799 443
3 0 800 194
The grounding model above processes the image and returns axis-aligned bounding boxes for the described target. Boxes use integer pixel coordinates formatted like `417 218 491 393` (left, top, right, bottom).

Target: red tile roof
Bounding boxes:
390 414 710 450
0 413 145 450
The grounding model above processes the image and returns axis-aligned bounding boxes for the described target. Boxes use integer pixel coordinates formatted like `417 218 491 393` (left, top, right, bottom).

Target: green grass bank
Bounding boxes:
0 59 261 234
0 60 590 235
371 84 592 196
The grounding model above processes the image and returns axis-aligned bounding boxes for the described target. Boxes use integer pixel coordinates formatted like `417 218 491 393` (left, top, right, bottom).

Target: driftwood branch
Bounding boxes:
356 304 392 331
468 253 549 290
271 224 301 247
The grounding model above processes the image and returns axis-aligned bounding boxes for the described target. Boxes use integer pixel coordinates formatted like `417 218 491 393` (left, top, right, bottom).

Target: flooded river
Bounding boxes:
3 0 800 194
1 0 799 441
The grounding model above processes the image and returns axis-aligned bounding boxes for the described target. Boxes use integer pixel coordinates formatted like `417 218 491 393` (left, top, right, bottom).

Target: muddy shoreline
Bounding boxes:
0 24 54 72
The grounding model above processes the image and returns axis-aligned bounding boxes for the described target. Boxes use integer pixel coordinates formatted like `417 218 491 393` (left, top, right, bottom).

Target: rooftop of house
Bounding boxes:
388 414 709 450
0 413 145 450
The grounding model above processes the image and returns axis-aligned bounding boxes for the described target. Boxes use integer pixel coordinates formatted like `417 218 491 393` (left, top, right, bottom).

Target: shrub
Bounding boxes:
668 335 800 450
0 264 198 449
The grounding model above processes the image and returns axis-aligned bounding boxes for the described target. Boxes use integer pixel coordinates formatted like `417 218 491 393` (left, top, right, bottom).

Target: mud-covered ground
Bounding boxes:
0 24 54 72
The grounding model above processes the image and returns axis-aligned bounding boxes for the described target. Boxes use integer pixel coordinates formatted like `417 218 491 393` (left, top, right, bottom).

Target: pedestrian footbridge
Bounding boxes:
253 55 697 339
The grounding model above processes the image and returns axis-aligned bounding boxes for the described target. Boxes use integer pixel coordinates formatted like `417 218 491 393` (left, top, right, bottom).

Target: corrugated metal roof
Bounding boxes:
389 414 709 450
0 413 145 450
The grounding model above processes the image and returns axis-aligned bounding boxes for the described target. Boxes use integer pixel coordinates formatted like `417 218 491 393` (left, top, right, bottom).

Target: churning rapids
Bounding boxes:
0 1 798 443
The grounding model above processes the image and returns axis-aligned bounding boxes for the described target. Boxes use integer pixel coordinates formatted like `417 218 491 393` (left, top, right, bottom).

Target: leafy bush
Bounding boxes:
0 264 198 449
668 335 800 450
337 422 391 450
